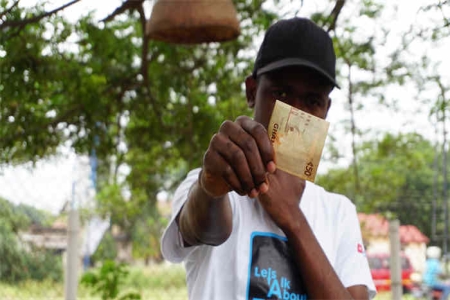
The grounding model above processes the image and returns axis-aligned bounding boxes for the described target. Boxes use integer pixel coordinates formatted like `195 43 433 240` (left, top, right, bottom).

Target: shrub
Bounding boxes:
0 221 28 282
0 222 63 283
81 260 141 300
25 248 63 282
92 230 117 264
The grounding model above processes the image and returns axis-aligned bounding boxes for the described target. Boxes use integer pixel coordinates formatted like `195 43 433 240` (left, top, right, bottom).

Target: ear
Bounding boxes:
325 97 332 118
245 75 257 108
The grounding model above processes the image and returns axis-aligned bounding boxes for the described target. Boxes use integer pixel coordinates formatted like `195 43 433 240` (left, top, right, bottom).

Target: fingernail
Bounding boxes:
249 188 259 198
259 183 268 194
267 161 276 173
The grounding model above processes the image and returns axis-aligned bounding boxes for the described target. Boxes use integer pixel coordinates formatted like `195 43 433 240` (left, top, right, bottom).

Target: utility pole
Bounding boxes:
66 208 80 300
432 116 439 242
65 162 80 300
443 98 448 275
389 219 402 300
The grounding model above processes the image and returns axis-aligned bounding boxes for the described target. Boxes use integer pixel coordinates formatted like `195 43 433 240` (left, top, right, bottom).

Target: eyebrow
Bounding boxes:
266 79 330 96
266 72 331 88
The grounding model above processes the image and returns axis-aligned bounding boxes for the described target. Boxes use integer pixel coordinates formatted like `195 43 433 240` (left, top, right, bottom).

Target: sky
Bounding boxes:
0 0 448 214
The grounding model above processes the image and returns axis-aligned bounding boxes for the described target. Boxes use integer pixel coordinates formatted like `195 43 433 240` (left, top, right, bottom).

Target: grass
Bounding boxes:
0 263 188 300
0 279 95 299
126 263 188 300
1 265 413 300
375 291 425 299
376 292 394 299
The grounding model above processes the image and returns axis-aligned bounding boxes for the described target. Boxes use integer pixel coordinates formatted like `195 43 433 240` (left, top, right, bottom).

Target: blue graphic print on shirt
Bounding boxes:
246 232 308 300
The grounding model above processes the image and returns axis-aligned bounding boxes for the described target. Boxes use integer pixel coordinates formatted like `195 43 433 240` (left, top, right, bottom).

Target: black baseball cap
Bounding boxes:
252 17 339 88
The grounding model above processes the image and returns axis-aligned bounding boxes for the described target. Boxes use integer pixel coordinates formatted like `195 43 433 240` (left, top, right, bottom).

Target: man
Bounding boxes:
423 246 443 288
161 17 376 299
422 246 450 299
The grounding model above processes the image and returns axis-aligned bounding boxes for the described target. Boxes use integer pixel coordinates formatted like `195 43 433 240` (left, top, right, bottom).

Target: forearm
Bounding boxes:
282 210 357 299
177 180 233 246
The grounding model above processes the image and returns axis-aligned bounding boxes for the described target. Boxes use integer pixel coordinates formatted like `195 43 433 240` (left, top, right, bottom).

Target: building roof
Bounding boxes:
399 225 429 244
358 213 429 244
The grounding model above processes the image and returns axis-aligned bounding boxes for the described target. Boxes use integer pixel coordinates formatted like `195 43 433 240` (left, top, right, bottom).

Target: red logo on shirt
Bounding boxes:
357 243 363 253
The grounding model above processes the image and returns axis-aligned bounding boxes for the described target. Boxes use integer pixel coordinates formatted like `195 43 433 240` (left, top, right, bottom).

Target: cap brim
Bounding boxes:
256 58 340 89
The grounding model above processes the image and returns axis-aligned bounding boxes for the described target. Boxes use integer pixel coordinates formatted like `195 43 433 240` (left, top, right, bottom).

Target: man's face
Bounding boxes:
245 66 332 129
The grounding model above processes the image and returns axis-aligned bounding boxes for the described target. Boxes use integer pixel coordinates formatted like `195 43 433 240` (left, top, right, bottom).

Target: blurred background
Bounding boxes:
0 0 449 299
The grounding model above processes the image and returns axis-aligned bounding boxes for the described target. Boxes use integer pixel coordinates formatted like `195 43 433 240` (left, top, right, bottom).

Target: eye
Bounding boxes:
306 94 324 107
272 89 288 100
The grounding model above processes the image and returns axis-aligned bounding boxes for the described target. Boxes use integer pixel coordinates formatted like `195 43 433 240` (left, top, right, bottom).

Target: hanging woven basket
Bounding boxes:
146 0 241 44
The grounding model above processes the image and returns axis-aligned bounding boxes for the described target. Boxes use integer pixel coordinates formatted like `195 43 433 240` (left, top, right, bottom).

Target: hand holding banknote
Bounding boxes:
199 116 276 199
256 100 329 230
200 99 328 200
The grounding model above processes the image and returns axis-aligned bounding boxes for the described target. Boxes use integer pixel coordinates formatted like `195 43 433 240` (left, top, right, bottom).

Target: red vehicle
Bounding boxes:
367 253 415 293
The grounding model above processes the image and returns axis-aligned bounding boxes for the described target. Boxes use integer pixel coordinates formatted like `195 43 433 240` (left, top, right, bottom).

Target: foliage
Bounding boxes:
131 200 168 262
311 0 398 197
0 197 62 283
15 203 55 226
0 0 276 176
125 264 186 291
0 197 30 232
81 260 141 300
0 1 78 163
318 132 447 240
0 279 70 299
1 0 279 261
0 263 187 299
309 1 450 210
92 230 118 264
23 247 63 282
420 1 450 41
0 218 28 282
94 185 168 263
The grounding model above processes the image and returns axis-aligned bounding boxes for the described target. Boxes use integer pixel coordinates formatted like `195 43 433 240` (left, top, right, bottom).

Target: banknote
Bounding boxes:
268 100 329 182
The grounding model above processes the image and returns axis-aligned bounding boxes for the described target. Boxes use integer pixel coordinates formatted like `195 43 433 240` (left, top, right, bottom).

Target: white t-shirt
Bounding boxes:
161 168 376 300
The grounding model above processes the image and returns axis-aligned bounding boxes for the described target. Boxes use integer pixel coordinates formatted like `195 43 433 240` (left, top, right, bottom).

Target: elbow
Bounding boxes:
200 225 232 246
178 215 233 247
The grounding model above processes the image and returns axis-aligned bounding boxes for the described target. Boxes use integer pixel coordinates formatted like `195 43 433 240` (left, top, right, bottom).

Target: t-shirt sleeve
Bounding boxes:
335 201 377 299
160 168 201 263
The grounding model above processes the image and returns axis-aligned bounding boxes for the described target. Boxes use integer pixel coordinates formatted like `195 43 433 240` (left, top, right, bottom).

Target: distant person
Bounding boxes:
423 246 443 288
160 17 376 299
422 246 450 300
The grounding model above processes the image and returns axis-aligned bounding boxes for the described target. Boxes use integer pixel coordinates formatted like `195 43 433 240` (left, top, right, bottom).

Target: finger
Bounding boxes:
236 116 276 173
258 182 269 194
203 147 246 196
221 120 267 188
211 129 255 195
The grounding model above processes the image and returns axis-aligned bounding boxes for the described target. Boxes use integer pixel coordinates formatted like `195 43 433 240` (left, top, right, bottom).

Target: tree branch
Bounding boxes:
423 0 449 12
327 0 346 32
137 4 149 88
101 0 144 23
0 0 20 20
135 2 165 127
334 37 361 198
0 0 81 30
101 0 165 129
437 0 450 28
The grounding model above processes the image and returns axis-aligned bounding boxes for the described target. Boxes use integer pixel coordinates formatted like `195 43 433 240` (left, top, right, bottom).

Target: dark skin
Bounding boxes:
177 66 369 299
